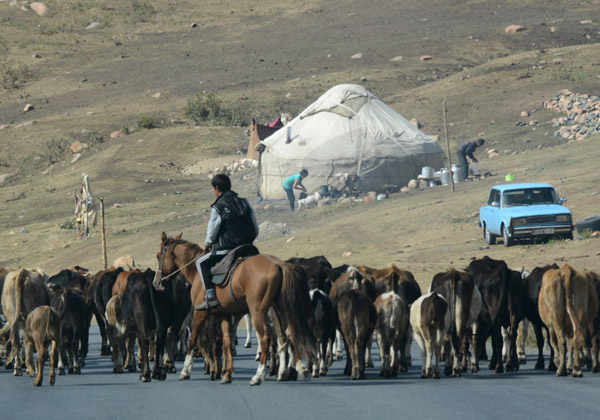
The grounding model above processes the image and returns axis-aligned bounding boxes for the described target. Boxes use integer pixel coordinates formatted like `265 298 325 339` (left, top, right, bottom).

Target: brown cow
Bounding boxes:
337 289 376 380
410 292 448 379
373 292 408 378
105 294 136 373
354 264 421 368
23 305 62 386
539 263 599 377
0 267 50 375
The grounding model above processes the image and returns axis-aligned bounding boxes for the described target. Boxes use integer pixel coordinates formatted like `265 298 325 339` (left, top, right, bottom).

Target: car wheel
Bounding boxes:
502 224 513 247
484 225 496 245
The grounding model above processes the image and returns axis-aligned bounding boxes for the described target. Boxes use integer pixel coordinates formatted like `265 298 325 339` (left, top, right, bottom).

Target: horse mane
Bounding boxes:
165 236 205 279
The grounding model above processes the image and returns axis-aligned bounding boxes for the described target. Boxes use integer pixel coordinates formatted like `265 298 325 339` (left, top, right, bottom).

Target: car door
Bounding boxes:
486 188 502 234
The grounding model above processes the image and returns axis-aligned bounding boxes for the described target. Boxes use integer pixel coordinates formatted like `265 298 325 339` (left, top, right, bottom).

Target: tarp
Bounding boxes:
246 117 281 161
258 84 444 199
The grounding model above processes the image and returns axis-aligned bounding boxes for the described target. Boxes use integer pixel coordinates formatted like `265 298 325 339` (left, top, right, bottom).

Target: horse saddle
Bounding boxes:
210 244 260 287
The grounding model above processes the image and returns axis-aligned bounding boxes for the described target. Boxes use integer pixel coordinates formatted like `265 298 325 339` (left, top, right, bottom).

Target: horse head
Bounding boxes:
153 232 182 291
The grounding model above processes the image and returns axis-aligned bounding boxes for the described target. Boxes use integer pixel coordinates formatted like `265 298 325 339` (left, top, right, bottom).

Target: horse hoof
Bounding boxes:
50 377 55 386
14 370 22 377
221 376 233 384
167 366 176 374
366 361 374 368
245 343 251 349
34 379 42 387
572 370 583 378
179 373 190 380
58 368 65 376
140 374 151 382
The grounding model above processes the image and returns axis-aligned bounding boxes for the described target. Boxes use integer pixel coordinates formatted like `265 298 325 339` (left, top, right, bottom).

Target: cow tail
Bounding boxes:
562 264 585 347
450 270 457 337
15 268 26 323
278 262 317 362
45 306 52 337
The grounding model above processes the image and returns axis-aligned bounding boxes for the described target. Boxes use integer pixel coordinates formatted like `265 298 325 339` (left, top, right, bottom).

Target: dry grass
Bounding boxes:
1 0 600 288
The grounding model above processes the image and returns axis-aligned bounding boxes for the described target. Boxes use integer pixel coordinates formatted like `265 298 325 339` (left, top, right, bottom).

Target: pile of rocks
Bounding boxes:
544 89 600 141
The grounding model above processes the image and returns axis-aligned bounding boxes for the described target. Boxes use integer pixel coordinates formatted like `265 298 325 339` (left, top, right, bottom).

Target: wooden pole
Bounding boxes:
100 197 107 270
443 99 455 193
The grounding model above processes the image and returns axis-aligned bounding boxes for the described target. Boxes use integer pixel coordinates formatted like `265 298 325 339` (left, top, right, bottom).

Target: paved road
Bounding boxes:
1 325 598 420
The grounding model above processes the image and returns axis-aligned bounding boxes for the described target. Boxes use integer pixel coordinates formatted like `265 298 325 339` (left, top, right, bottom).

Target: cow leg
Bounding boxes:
164 328 176 374
376 334 386 377
93 307 111 356
356 333 367 380
33 342 46 387
413 329 427 378
397 331 408 374
571 334 584 378
319 338 328 376
443 338 452 376
335 330 344 361
220 315 234 384
424 332 434 378
138 337 151 382
71 333 81 374
49 340 57 386
24 337 35 378
434 330 443 379
276 336 289 381
517 319 528 365
501 326 510 365
552 328 567 376
180 309 209 380
405 325 413 367
326 336 334 367
152 327 168 381
451 332 462 377
543 324 557 371
365 334 374 368
491 327 504 373
10 323 23 376
125 334 137 372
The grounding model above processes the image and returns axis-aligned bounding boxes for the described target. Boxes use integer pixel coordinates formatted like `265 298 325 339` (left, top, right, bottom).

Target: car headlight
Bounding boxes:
512 217 527 226
556 214 571 222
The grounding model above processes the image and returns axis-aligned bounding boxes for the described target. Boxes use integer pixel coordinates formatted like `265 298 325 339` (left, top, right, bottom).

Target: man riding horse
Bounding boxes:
195 174 259 310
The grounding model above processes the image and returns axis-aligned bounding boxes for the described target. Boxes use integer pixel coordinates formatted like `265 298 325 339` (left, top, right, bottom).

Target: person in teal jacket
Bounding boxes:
282 169 308 211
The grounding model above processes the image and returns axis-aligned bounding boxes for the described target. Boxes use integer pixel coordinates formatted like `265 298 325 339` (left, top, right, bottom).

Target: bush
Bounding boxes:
184 92 222 124
0 60 32 90
184 92 252 126
137 115 159 129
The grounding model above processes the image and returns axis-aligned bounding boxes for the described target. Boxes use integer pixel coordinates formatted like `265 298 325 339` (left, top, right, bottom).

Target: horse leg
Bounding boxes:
250 310 269 386
220 315 234 384
244 313 253 348
180 310 209 380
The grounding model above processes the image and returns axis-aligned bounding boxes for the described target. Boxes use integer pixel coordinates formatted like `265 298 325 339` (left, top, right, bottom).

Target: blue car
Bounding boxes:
479 183 573 246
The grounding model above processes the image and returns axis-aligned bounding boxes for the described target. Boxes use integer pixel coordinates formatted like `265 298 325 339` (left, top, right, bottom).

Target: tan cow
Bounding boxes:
0 267 50 375
374 292 408 377
539 263 599 377
23 305 62 386
410 292 448 379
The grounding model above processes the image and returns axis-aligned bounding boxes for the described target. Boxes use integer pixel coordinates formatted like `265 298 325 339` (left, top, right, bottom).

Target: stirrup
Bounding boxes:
194 297 219 311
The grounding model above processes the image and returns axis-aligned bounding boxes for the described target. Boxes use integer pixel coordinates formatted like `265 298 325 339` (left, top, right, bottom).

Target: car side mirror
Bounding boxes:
491 201 499 208
560 197 567 204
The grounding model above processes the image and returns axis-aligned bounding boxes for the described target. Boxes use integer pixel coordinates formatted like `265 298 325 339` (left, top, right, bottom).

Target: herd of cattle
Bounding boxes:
1 254 599 386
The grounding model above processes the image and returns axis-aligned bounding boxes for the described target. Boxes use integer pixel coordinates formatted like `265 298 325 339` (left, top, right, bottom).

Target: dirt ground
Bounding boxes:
1 0 600 291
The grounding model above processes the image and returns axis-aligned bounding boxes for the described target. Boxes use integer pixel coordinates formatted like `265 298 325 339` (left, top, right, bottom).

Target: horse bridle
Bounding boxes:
153 242 201 289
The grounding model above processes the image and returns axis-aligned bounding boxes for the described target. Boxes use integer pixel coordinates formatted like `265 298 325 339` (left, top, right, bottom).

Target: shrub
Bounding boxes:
184 92 222 124
137 115 159 129
0 60 32 90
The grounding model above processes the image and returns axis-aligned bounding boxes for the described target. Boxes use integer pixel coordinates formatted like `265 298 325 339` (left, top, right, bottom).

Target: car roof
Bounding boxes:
491 183 555 192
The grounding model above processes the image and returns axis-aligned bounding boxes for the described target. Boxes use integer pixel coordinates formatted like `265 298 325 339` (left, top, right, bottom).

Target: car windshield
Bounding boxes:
502 188 559 207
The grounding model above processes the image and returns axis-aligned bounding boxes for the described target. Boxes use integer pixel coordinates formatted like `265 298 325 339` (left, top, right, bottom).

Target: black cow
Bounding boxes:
91 267 124 356
307 289 335 377
48 286 92 374
467 256 526 373
521 264 559 370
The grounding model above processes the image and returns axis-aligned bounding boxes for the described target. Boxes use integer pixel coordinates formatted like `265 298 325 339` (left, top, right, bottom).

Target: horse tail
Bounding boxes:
277 262 317 361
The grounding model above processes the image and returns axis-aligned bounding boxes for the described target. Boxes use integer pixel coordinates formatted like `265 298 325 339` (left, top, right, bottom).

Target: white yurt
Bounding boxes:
258 84 444 199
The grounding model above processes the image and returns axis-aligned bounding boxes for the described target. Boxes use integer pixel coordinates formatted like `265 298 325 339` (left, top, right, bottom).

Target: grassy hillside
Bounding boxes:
1 0 600 288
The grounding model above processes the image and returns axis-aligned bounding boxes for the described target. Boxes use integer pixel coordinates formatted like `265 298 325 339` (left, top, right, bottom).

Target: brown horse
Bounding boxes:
153 232 316 385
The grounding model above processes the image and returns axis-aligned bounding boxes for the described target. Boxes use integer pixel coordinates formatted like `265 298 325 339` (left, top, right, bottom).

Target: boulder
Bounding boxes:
0 173 17 186
113 255 136 270
110 130 125 139
407 179 419 189
30 2 49 16
419 55 433 61
70 141 87 153
504 25 526 34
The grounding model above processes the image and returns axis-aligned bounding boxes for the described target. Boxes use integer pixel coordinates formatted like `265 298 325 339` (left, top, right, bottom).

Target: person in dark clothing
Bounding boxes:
457 138 485 181
195 174 259 310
